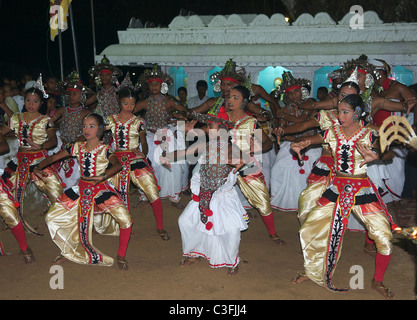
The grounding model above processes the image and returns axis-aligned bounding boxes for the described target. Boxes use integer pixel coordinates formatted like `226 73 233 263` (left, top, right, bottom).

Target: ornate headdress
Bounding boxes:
57 71 93 104
135 64 173 95
328 68 342 81
343 67 360 85
274 71 311 99
370 58 392 79
29 73 49 98
88 55 123 88
115 71 135 93
210 59 247 93
341 55 377 88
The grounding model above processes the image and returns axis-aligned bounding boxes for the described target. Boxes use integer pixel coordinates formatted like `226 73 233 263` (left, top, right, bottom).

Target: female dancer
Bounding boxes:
34 114 133 270
178 115 249 275
1 83 63 236
276 79 361 224
210 85 285 245
291 94 396 299
0 132 35 263
106 86 169 240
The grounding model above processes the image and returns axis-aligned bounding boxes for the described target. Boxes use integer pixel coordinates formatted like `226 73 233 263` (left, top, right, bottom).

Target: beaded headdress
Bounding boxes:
88 55 123 88
135 64 173 95
116 71 135 93
274 71 311 98
370 58 392 79
340 54 377 82
57 71 93 104
210 59 247 93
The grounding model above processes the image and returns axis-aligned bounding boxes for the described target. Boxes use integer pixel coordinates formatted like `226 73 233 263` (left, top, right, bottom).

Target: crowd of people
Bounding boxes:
0 54 416 299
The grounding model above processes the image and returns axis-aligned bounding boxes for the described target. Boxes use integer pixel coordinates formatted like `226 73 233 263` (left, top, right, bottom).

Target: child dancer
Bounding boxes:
106 85 169 240
34 114 133 270
175 114 249 275
1 78 63 236
291 94 396 299
0 132 35 263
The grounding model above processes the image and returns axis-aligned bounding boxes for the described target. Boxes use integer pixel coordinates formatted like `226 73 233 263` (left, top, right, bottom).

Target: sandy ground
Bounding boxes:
0 192 416 302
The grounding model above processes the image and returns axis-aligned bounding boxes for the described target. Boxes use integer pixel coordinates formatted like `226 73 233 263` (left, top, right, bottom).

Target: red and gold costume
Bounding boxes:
45 142 132 266
228 113 278 236
2 113 63 235
300 124 395 292
297 109 338 223
106 114 165 232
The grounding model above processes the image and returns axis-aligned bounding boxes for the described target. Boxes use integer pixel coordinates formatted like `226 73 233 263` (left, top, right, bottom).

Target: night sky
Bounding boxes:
0 0 286 83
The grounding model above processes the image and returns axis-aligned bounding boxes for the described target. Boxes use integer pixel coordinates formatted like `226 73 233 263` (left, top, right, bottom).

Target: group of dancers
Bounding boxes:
0 55 416 299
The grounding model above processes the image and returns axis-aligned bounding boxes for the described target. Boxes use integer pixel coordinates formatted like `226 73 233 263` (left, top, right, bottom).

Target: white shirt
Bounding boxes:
187 95 210 109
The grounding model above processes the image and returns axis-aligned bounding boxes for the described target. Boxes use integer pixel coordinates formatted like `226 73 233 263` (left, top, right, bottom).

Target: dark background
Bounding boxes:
0 0 416 84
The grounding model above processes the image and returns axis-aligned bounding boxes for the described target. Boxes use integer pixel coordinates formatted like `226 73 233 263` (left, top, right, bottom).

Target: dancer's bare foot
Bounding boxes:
179 257 200 267
269 233 286 246
21 248 35 264
228 266 238 276
116 255 129 271
157 229 170 241
291 272 309 284
371 279 394 299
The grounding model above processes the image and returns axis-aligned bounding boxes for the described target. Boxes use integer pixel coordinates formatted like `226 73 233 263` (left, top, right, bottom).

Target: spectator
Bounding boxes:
187 80 209 109
316 86 331 101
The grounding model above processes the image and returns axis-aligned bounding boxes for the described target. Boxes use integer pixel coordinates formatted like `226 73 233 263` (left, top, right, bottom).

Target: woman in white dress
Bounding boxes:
166 114 249 275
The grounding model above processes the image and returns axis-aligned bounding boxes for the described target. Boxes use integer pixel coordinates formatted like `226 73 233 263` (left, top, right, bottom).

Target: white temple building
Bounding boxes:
97 11 417 103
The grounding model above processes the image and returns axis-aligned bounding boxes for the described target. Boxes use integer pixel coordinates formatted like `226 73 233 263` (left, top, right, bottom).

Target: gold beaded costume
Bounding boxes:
229 113 272 217
106 114 160 209
300 124 395 292
297 109 338 223
45 142 132 266
2 113 63 235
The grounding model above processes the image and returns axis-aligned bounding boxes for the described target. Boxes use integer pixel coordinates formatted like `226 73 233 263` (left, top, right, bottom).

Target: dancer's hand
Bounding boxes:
226 157 245 173
290 140 311 160
406 97 417 116
273 127 284 146
159 156 171 168
33 166 47 182
82 175 105 186
132 148 145 160
184 120 197 133
357 143 380 167
24 138 41 150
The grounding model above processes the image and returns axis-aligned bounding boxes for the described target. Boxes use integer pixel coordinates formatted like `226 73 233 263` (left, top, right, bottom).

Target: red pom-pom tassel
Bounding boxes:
205 221 213 231
192 194 199 202
204 208 213 217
